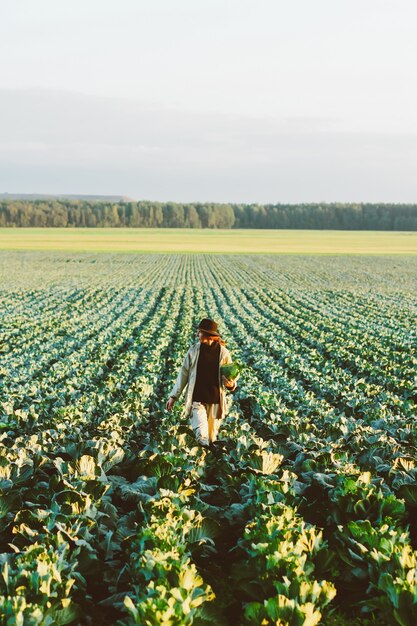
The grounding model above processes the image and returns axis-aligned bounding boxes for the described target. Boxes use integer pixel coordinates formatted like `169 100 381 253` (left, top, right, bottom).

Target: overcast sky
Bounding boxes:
1 0 416 203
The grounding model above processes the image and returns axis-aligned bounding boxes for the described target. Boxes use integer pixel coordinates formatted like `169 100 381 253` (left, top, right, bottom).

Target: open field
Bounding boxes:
0 251 416 625
0 227 416 254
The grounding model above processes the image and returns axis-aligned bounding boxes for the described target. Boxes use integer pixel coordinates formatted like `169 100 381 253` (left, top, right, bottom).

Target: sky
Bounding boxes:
1 0 416 203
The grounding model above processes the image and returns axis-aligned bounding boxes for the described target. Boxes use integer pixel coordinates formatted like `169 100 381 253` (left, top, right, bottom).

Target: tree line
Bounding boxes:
0 200 416 230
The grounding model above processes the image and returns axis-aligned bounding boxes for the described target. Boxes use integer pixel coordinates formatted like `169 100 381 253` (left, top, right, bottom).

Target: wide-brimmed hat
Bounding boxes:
197 318 221 337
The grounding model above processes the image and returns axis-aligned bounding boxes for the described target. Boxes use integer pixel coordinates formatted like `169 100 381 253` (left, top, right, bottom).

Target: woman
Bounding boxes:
166 318 237 447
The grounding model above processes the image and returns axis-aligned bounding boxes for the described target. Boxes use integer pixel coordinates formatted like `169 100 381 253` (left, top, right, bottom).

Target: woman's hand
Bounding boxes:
222 375 238 390
166 396 176 411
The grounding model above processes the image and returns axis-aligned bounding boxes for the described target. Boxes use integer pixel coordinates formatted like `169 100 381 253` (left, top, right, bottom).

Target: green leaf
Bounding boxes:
248 450 284 475
145 457 173 478
186 518 220 544
44 603 81 626
0 495 14 519
397 484 417 508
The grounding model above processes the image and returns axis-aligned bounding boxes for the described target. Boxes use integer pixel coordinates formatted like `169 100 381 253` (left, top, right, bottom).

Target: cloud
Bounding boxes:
0 88 416 202
0 88 339 148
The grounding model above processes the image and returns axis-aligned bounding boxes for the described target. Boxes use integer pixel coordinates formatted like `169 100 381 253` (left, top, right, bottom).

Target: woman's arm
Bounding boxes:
168 350 191 402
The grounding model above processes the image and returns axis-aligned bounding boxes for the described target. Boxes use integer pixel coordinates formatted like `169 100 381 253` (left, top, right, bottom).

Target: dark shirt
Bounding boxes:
192 342 221 404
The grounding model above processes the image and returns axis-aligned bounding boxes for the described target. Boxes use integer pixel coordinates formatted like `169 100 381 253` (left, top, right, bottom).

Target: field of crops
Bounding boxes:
0 251 416 626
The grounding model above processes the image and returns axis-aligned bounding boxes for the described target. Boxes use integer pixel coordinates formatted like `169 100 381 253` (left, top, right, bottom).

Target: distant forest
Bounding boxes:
1 200 416 230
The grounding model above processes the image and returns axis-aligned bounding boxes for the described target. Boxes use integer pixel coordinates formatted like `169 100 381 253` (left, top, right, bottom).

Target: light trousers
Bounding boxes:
190 402 221 447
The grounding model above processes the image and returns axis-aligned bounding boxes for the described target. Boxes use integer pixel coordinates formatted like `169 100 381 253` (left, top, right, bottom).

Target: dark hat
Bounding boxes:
197 318 221 337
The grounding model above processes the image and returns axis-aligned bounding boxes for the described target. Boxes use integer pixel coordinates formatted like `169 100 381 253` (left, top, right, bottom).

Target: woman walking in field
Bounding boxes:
166 318 238 447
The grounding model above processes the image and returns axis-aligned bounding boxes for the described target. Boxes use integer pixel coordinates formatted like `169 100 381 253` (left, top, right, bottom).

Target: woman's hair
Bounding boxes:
200 330 225 346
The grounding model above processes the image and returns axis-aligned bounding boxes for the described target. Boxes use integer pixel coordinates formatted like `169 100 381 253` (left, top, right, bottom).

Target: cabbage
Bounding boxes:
220 362 242 380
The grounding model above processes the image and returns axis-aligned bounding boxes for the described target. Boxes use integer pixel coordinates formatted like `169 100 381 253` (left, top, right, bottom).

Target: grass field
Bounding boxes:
0 227 416 254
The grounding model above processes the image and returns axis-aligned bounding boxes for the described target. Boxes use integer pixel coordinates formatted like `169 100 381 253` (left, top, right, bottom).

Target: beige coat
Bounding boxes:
169 342 235 419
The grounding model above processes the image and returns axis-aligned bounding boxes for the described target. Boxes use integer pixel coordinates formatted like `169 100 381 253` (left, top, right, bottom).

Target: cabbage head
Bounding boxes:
220 362 242 380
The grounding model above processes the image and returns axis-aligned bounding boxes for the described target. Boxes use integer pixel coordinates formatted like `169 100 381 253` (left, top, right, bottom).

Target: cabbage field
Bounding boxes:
0 252 416 626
